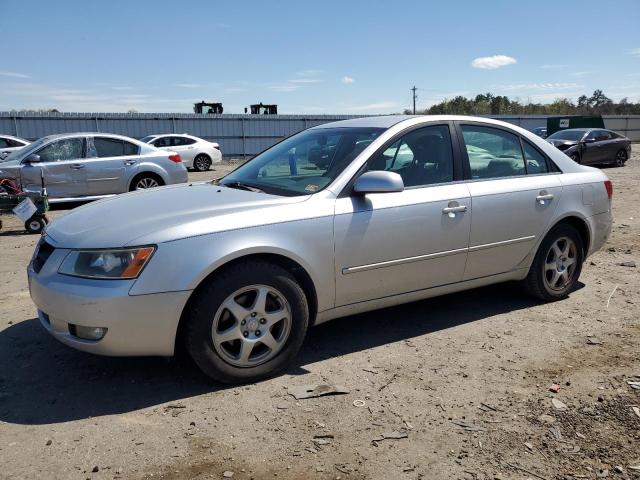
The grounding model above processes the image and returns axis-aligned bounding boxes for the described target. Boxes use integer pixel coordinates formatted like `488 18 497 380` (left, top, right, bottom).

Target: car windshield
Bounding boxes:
219 127 384 196
547 130 587 141
0 137 48 163
139 135 156 143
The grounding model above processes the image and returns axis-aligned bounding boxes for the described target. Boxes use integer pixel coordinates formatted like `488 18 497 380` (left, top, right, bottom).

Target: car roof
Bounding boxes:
0 134 29 141
37 132 143 143
311 114 534 130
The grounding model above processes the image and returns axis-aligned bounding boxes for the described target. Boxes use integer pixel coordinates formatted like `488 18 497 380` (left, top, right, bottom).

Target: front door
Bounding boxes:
333 124 471 307
456 123 563 280
21 137 86 198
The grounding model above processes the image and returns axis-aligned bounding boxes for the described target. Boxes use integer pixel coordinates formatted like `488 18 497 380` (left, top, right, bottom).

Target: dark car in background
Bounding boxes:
533 127 548 138
546 128 631 167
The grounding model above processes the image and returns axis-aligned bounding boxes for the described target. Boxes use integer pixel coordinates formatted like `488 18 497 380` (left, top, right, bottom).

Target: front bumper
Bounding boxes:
28 246 191 356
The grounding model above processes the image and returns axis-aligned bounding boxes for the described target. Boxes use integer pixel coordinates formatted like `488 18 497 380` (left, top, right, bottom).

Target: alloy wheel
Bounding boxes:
194 155 210 171
212 285 292 367
543 236 578 292
135 177 159 189
615 150 627 167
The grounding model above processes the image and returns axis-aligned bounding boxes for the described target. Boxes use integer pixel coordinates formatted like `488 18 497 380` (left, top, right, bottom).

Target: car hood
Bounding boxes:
45 182 311 248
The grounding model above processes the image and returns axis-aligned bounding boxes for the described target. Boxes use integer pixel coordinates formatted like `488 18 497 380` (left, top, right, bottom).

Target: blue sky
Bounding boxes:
2 0 639 113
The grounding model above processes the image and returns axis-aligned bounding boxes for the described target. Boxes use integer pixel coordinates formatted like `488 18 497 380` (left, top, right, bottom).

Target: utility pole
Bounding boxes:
411 86 417 114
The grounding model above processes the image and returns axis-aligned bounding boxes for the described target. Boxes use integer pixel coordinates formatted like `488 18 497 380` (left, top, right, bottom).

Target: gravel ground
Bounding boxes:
0 154 638 480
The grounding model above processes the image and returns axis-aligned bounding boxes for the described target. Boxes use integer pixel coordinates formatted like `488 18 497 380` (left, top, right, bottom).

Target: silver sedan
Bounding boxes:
28 116 613 383
0 133 188 202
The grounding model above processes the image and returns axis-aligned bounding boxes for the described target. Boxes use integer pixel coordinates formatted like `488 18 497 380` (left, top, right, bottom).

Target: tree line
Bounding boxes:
405 90 640 116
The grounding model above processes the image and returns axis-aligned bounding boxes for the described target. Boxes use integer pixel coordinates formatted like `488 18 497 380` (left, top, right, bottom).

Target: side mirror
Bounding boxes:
583 138 596 144
353 171 404 195
24 153 41 164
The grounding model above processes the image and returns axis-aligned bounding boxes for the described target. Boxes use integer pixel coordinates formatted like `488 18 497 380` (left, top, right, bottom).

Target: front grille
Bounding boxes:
33 239 55 273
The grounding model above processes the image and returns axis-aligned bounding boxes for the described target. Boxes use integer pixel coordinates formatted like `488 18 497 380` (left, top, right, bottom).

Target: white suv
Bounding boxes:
141 134 222 171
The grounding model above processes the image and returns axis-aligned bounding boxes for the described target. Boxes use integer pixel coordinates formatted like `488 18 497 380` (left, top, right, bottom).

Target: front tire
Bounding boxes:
614 149 627 167
184 261 309 383
524 224 584 301
193 154 212 172
25 216 46 234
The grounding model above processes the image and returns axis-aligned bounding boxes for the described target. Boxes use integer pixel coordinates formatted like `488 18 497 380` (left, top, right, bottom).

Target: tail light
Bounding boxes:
168 154 182 163
604 180 613 200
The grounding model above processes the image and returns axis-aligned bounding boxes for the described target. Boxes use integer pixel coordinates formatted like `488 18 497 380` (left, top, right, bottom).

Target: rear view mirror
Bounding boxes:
24 153 41 164
353 171 404 194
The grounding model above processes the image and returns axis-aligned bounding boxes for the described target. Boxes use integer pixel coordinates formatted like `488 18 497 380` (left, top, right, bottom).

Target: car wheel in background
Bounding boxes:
614 149 627 167
524 223 584 302
193 154 212 172
130 174 164 191
24 216 46 234
184 261 309 383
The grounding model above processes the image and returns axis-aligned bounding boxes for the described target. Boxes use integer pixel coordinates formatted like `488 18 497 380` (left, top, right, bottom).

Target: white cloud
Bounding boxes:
630 48 640 57
570 71 590 77
0 71 31 79
296 69 323 77
288 78 322 84
539 64 569 70
497 82 580 91
471 55 517 70
341 76 355 84
111 86 135 91
175 83 201 88
350 101 397 111
269 84 301 92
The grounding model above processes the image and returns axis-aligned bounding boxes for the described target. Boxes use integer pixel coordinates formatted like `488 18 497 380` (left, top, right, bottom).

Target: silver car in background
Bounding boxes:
0 133 188 202
0 134 30 157
28 116 612 383
140 133 222 172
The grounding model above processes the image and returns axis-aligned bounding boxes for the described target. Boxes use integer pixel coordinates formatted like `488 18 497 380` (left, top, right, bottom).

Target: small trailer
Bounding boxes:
0 174 49 234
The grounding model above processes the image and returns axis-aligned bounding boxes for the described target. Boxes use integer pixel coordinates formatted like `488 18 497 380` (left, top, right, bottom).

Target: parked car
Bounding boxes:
29 116 612 383
140 134 222 172
0 133 188 203
532 127 547 138
0 134 30 158
547 128 631 167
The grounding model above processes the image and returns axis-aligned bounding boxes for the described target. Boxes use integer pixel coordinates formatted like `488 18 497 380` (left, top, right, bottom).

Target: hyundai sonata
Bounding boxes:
28 116 612 383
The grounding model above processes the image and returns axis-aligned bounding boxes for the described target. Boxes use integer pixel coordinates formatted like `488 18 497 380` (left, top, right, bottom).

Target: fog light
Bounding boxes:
69 324 107 341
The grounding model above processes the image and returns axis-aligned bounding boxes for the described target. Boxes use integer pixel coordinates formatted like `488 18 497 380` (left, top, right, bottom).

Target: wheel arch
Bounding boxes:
174 251 319 355
128 170 165 190
547 214 592 256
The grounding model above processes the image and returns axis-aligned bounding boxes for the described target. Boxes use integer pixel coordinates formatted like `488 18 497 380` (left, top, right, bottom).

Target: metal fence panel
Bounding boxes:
1 112 638 155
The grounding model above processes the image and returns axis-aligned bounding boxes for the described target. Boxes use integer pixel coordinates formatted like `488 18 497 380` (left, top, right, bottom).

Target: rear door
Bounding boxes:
84 136 139 195
172 136 197 165
21 137 86 197
456 123 563 280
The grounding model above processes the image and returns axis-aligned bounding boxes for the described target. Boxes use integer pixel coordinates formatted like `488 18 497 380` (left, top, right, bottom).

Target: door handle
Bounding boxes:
442 205 467 217
123 160 136 165
536 192 554 204
70 164 85 169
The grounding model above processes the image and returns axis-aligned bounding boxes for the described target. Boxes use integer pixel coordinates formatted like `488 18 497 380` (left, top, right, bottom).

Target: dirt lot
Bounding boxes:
0 155 638 480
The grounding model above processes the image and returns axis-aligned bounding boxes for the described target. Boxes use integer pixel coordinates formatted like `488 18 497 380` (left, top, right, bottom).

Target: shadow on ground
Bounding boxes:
0 282 560 425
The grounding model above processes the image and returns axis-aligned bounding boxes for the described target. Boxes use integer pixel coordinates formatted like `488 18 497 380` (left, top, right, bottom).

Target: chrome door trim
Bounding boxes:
467 235 535 252
342 247 468 275
342 235 535 274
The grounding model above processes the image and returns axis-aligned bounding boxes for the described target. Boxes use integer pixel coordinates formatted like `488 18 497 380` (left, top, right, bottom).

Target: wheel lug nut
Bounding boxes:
259 318 266 324
255 330 261 336
241 319 246 325
243 331 248 337
251 312 257 317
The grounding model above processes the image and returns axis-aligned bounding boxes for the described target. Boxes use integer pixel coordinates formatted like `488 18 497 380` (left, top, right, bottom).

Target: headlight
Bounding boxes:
58 246 155 279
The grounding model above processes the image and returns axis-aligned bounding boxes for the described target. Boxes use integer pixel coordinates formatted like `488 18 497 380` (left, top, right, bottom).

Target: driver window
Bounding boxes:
36 138 84 162
366 125 454 187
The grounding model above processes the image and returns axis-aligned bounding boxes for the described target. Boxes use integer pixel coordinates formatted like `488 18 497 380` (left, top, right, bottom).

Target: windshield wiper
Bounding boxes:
221 181 264 193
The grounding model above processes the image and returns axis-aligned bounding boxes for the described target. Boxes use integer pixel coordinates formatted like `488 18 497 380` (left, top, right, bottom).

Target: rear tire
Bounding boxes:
614 149 627 167
184 261 309 383
129 173 164 191
523 223 584 302
193 154 212 172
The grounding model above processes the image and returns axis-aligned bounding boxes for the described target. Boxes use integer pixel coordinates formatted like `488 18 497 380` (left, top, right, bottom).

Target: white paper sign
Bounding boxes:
559 119 570 128
13 198 38 222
